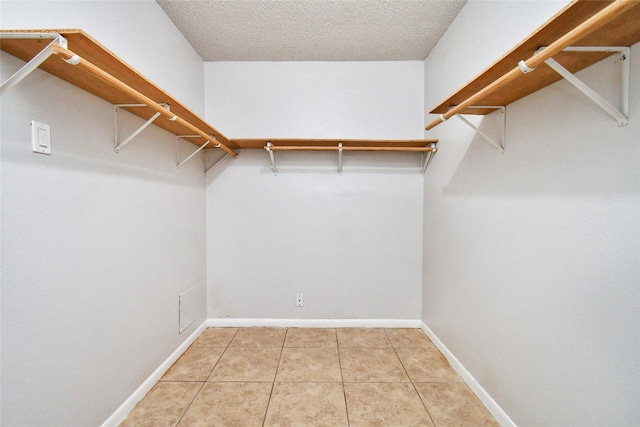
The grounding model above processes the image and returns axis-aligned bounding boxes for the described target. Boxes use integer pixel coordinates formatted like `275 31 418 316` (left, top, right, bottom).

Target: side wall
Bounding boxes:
422 1 639 425
205 62 425 320
1 2 207 425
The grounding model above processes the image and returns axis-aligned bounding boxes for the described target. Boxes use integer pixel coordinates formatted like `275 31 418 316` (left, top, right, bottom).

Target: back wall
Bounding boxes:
204 61 425 320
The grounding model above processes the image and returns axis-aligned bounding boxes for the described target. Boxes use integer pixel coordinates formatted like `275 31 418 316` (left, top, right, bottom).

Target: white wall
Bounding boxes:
205 62 425 319
1 0 205 115
422 1 639 425
1 2 207 425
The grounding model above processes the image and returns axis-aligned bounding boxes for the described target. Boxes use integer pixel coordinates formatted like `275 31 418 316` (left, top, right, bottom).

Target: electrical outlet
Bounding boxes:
296 293 304 307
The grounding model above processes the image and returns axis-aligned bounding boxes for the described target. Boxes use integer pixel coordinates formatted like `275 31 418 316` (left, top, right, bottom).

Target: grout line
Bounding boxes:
173 381 206 427
411 379 438 427
385 329 438 427
173 327 238 426
261 327 288 426
336 335 351 427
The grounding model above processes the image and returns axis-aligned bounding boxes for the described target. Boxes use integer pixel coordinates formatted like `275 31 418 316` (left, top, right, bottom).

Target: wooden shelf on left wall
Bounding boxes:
0 29 238 151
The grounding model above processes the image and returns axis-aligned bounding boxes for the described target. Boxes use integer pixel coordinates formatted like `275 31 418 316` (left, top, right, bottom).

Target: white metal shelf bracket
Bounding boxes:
113 103 170 152
539 46 629 127
266 142 278 175
421 142 438 174
204 149 232 174
455 106 506 153
176 134 219 169
338 142 343 174
0 33 67 96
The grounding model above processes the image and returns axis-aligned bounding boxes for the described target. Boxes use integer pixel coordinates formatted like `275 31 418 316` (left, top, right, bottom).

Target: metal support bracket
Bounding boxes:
338 142 343 174
0 33 68 96
176 134 219 169
266 142 277 175
204 149 232 174
455 106 506 153
113 103 170 152
539 46 629 127
421 142 438 174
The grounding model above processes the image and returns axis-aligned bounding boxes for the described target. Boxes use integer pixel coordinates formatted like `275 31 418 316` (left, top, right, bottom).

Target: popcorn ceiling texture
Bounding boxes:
156 0 466 61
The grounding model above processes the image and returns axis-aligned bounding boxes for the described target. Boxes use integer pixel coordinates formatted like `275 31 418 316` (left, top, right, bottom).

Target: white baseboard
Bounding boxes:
101 320 208 427
207 318 422 328
420 322 516 427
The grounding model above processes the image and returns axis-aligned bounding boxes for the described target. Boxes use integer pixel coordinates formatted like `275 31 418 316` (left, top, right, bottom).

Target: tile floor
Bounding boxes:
120 327 498 426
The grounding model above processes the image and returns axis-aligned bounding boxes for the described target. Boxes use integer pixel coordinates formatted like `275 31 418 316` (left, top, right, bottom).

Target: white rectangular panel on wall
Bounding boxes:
179 285 198 333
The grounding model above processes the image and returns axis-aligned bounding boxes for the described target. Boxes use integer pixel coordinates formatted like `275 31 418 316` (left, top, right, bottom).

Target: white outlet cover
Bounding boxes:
31 120 51 155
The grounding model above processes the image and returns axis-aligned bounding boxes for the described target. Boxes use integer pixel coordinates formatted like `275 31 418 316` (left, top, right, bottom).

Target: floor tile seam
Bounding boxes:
283 345 338 348
190 344 231 348
411 379 438 427
208 327 240 347
204 380 276 383
390 344 413 382
202 342 233 382
390 345 438 427
392 345 436 349
227 345 286 348
336 340 351 427
173 377 207 427
412 380 465 384
337 346 395 356
343 381 420 384
272 380 344 383
381 329 394 347
341 379 412 383
262 328 288 427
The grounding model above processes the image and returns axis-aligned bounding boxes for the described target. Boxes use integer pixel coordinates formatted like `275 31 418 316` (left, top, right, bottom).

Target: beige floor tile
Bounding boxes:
344 383 434 427
340 347 409 382
191 328 238 347
395 348 460 382
160 346 224 382
275 347 342 382
209 347 281 381
229 327 286 347
284 328 337 347
125 328 495 426
119 382 201 427
385 328 435 349
264 382 348 426
415 382 499 427
177 382 272 427
336 328 391 347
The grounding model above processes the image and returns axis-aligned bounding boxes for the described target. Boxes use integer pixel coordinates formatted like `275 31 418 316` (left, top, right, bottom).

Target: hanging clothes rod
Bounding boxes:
264 142 437 175
264 145 437 152
49 44 238 157
425 0 635 131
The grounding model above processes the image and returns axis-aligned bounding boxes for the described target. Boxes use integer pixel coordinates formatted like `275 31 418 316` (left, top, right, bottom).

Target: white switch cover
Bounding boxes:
31 120 51 155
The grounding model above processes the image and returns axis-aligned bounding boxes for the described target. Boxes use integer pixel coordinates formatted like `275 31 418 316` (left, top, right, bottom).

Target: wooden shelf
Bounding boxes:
430 0 640 116
232 138 438 150
256 139 438 174
0 29 237 150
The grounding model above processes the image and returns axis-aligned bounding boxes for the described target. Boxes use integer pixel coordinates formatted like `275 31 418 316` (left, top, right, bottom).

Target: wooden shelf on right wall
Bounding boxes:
429 0 640 117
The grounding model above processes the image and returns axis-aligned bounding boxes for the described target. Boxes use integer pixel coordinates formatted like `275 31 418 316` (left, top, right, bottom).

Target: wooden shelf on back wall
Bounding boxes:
430 0 640 116
232 138 438 150
0 29 238 150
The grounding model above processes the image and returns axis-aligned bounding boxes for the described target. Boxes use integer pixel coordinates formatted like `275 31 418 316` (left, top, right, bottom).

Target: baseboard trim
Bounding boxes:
420 322 516 427
207 318 422 328
101 320 208 427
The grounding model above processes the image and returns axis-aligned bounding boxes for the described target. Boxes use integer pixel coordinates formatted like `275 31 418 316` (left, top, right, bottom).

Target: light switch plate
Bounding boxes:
31 120 51 155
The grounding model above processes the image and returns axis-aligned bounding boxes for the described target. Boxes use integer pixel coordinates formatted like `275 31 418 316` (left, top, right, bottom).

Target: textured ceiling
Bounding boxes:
156 0 467 61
